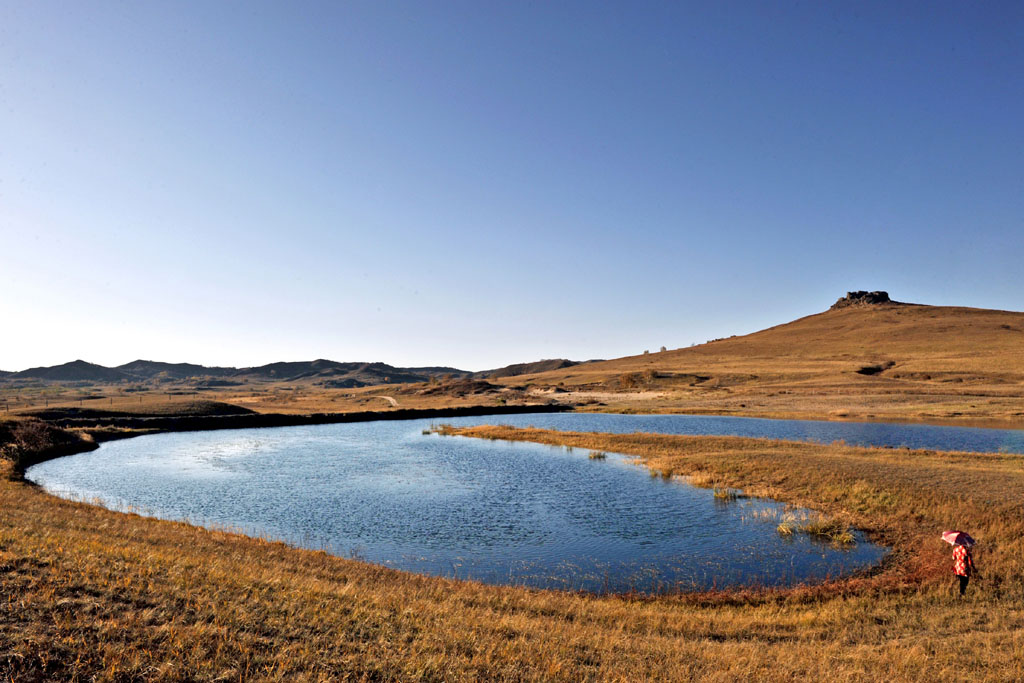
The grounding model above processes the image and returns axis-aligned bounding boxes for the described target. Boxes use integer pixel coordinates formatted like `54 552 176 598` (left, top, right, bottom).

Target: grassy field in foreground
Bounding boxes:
3 427 1024 680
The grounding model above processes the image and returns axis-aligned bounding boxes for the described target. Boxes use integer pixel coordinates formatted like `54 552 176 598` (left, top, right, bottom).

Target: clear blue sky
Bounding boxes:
2 2 1021 371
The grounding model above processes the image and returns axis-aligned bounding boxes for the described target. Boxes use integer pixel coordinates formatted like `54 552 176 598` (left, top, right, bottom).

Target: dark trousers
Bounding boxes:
958 575 969 595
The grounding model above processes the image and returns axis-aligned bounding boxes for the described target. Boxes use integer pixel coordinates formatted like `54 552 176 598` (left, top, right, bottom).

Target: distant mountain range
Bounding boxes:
0 358 591 388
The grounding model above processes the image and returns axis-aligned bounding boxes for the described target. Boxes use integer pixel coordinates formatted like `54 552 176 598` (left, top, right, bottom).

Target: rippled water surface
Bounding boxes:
20 413 921 593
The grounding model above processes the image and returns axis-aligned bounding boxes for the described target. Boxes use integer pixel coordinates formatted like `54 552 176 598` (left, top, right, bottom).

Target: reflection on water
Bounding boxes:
24 414 902 593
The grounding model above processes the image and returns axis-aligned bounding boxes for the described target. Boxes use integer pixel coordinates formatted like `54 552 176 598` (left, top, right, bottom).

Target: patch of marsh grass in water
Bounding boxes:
684 472 748 503
645 466 684 481
766 511 855 545
770 511 805 537
588 451 607 460
712 487 744 502
435 423 522 441
748 508 811 526
800 516 856 545
749 508 855 545
777 519 797 536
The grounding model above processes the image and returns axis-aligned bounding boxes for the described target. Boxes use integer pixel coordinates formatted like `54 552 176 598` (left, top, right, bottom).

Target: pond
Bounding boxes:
19 413 927 593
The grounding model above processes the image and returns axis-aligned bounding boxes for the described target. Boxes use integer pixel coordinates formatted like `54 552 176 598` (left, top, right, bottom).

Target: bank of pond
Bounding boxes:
26 412 1024 594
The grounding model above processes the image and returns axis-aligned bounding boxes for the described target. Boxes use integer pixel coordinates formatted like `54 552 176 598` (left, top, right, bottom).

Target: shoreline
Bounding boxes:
4 411 1024 677
15 400 1022 475
27 426 890 597
574 405 1024 431
432 424 1021 595
45 402 572 434
5 403 571 474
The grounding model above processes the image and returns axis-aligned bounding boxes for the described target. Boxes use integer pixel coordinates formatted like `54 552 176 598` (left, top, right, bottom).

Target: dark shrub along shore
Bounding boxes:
0 419 99 474
40 403 570 432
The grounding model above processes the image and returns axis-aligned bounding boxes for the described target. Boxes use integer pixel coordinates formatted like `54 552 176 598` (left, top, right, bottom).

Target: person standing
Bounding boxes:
953 542 976 596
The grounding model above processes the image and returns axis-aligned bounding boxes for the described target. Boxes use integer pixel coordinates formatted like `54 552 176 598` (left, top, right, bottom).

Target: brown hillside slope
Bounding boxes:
509 301 1024 424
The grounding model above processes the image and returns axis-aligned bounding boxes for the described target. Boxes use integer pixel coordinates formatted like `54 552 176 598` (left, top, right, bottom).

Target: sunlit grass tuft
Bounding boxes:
712 488 742 501
799 515 855 544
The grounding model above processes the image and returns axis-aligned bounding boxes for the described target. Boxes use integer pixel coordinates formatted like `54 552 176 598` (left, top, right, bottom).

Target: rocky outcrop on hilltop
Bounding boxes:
831 291 895 310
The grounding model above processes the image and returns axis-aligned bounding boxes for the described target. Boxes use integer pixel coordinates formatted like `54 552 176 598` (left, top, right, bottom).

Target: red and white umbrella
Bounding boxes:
942 530 975 547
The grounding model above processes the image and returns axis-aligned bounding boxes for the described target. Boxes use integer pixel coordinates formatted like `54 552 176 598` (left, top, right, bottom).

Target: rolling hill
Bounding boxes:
3 357 592 388
3 358 466 387
115 360 237 380
476 358 585 379
506 292 1024 423
12 360 130 383
5 292 1022 424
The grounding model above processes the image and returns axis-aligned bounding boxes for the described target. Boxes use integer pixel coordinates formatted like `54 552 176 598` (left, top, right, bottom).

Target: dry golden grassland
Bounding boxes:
0 380 525 419
4 303 1023 426
3 423 1024 681
502 304 1024 425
